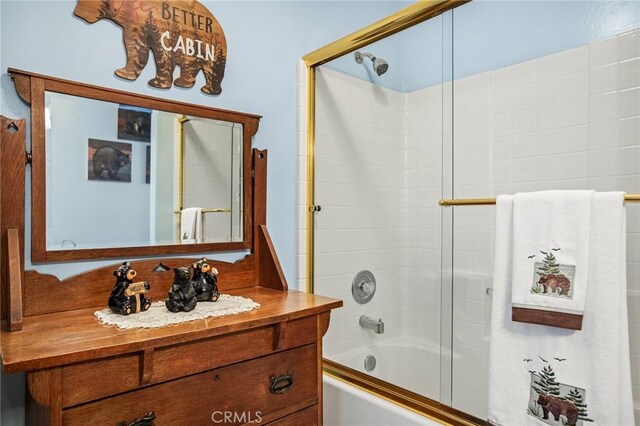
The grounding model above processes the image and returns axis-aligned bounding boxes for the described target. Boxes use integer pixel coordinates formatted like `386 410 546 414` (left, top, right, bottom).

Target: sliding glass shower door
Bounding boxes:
311 10 455 408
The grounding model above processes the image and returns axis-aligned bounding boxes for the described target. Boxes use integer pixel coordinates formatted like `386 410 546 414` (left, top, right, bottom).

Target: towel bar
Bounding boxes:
439 194 640 206
173 208 232 214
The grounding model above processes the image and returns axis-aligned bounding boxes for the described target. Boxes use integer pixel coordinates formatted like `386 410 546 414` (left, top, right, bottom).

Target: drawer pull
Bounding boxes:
270 369 294 394
117 411 156 426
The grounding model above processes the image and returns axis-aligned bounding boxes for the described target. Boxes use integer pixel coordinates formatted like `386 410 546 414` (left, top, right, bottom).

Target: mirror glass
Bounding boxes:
45 91 243 250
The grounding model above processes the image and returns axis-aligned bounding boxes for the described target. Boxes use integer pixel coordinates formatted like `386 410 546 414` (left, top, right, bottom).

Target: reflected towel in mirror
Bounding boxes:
181 207 204 243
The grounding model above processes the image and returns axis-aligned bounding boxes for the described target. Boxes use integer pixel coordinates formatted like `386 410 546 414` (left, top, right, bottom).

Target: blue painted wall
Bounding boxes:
327 0 640 92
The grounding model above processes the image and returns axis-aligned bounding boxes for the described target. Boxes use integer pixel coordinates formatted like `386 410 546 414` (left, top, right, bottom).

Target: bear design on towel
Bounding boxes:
537 394 578 426
538 273 571 296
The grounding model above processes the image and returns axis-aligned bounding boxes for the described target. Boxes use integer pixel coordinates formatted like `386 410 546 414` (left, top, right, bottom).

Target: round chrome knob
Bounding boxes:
352 270 376 304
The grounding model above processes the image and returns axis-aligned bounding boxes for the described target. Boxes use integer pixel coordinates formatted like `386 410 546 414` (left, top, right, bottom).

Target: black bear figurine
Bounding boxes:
165 267 198 312
192 257 220 302
108 262 151 315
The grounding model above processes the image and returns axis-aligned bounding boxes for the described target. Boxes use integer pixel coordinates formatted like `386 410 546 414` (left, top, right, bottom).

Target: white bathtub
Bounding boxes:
323 375 440 426
332 337 441 399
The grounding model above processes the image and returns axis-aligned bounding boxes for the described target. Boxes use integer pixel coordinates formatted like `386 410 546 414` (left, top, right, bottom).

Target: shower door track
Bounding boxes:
324 359 483 426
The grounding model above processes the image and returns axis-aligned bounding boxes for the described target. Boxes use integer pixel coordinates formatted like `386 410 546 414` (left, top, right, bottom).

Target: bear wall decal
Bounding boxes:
74 0 227 95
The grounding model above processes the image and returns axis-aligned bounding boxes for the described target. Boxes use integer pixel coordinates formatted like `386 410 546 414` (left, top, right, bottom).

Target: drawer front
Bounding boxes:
265 406 318 426
62 315 318 407
63 344 318 426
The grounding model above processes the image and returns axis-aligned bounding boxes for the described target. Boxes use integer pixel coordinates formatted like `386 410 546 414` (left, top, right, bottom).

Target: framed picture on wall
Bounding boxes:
88 139 132 182
117 105 152 142
146 145 151 184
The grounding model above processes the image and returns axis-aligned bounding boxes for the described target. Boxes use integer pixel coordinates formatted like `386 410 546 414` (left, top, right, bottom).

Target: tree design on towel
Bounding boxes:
565 388 594 423
526 357 594 426
537 251 561 276
533 364 561 396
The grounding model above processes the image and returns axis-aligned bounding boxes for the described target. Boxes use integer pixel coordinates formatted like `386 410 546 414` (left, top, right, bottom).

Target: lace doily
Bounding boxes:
94 294 260 329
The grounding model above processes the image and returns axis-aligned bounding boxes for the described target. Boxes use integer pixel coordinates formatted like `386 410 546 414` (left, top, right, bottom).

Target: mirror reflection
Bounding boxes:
45 91 243 250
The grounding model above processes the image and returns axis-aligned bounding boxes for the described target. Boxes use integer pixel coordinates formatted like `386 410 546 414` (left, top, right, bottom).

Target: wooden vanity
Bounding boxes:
0 70 342 425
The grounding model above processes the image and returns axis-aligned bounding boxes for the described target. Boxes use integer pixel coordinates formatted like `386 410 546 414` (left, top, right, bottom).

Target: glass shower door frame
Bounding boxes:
301 1 481 425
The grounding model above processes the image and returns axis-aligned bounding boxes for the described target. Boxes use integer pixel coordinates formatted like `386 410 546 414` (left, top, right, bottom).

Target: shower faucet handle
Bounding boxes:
360 281 375 295
352 270 376 304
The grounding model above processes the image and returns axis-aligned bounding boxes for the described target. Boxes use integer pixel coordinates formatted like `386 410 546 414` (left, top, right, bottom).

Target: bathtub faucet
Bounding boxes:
359 315 384 334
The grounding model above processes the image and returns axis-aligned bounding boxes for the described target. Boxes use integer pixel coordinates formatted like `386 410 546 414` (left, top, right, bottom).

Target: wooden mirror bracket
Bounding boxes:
0 116 27 330
7 68 261 263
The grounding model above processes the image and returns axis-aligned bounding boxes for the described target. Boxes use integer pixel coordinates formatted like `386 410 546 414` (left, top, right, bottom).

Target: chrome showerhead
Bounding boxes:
372 57 388 76
354 51 389 76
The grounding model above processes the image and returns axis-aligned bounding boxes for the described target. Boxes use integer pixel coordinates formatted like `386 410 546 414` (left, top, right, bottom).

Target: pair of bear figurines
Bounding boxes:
108 258 220 315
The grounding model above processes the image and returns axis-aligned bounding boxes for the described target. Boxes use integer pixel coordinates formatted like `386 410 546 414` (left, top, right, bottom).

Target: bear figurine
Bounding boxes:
108 262 152 315
165 267 198 312
74 0 227 95
192 257 220 302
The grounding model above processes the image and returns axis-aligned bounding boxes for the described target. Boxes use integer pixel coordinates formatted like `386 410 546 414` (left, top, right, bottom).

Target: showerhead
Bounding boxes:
354 51 389 76
372 57 388 76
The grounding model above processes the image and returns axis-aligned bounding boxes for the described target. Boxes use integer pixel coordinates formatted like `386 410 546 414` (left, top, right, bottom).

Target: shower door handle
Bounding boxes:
309 205 322 212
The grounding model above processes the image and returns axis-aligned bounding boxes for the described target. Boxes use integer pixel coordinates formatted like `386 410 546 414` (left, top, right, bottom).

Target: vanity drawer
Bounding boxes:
62 315 318 407
264 405 318 425
63 344 318 426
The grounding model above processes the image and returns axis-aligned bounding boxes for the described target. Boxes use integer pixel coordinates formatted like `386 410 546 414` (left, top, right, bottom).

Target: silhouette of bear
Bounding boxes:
166 267 198 312
537 394 578 426
74 0 227 95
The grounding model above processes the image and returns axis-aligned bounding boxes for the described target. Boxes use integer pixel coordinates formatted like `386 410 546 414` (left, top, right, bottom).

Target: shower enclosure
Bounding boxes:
298 1 640 423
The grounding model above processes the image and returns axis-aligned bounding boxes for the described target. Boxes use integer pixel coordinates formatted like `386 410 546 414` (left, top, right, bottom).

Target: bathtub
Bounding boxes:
323 374 440 426
332 337 442 399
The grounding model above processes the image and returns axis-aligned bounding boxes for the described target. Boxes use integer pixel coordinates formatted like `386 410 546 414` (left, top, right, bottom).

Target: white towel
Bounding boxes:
488 193 633 426
180 207 204 243
512 190 594 330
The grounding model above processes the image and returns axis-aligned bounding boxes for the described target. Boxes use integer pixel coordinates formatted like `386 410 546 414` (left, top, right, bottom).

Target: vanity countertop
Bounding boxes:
0 287 342 373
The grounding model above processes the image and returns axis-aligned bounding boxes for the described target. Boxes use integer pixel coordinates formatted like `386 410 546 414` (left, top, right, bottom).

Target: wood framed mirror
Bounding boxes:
9 68 260 262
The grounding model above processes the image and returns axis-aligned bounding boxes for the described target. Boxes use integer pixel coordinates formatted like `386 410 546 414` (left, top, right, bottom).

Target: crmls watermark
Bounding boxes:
211 411 263 424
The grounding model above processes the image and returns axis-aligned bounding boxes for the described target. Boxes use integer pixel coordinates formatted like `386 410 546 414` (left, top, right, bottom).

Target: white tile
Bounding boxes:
619 117 640 147
618 58 640 91
590 35 618 68
490 87 513 113
589 63 619 95
562 98 588 127
618 29 640 62
561 71 588 101
563 125 588 152
589 92 619 122
588 120 619 149
588 146 640 177
562 152 588 179
511 108 537 134
562 45 589 75
533 51 563 81
536 103 563 130
619 87 640 118
490 136 512 160
491 112 513 137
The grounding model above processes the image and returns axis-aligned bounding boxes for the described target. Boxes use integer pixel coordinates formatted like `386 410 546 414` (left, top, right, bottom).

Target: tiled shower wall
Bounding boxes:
297 27 640 420
311 67 442 358
451 29 640 420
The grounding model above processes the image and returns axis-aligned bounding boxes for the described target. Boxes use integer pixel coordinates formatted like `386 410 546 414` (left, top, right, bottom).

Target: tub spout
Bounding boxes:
359 315 384 334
